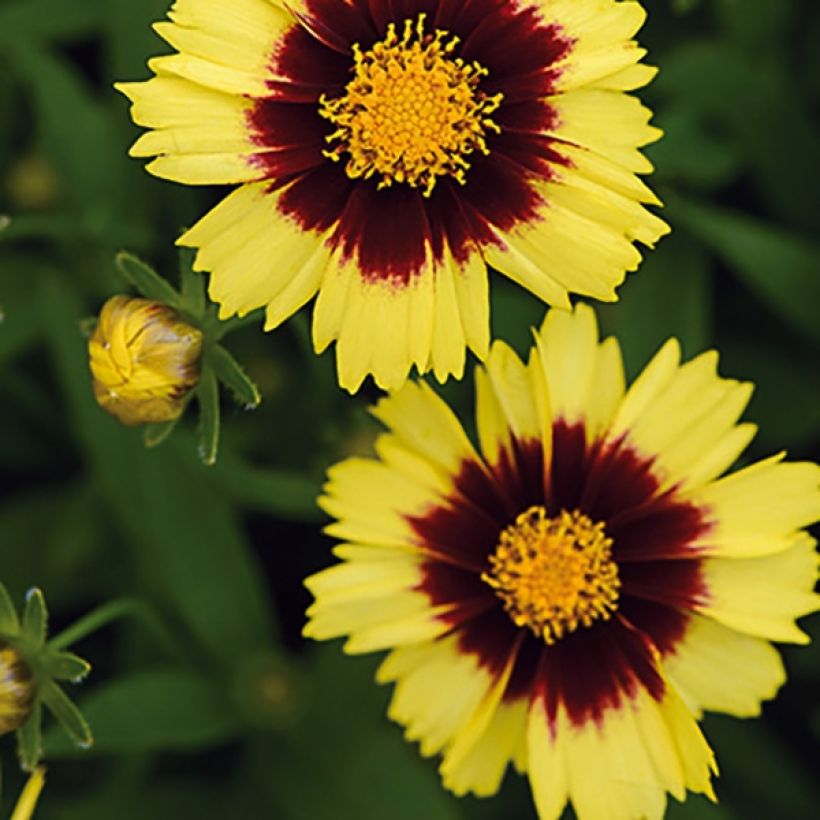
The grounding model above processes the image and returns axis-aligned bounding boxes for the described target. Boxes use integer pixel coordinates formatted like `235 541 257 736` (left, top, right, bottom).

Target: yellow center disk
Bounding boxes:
483 507 621 644
319 13 502 197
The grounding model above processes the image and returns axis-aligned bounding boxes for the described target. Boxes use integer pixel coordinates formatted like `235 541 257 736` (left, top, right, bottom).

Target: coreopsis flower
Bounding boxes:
117 0 668 391
88 295 203 426
304 304 820 819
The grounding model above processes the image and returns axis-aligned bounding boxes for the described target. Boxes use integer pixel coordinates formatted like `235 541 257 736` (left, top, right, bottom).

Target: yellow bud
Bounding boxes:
0 640 35 735
88 296 203 426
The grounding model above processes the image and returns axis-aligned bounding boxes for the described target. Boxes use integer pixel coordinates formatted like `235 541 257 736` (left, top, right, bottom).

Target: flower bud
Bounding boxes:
88 295 203 426
0 640 35 735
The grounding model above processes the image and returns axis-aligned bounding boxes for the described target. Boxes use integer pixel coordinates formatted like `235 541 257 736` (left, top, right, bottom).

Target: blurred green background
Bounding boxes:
0 0 818 816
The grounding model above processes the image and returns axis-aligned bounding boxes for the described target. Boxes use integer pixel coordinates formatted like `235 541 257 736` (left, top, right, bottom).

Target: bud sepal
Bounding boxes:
0 583 93 772
86 250 262 464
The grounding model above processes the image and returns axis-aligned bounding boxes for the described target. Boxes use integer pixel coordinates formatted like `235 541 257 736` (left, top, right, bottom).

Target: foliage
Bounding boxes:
0 0 818 816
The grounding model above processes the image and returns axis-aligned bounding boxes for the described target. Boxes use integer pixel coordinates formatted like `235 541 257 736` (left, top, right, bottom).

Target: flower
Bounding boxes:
88 295 203 426
303 304 820 819
0 640 35 735
116 0 668 391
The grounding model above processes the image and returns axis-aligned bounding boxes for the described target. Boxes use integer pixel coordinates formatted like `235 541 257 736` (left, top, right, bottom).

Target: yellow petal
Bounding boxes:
663 614 786 718
698 535 820 643
688 455 820 557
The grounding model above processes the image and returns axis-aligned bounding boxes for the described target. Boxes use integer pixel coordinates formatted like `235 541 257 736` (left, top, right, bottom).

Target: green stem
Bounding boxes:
47 598 177 655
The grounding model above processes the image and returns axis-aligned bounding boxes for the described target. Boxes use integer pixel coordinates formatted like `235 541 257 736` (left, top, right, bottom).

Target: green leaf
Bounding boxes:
0 582 19 636
44 671 241 757
41 681 93 750
16 700 43 772
670 198 820 344
210 455 323 522
196 367 221 466
143 417 181 449
40 274 274 663
252 648 461 820
598 234 713 377
115 252 183 309
179 246 206 316
44 651 92 683
21 588 47 648
209 345 261 409
0 0 103 43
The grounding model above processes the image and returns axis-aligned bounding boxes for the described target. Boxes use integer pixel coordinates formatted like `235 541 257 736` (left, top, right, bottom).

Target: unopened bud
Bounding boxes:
0 640 35 735
88 295 203 426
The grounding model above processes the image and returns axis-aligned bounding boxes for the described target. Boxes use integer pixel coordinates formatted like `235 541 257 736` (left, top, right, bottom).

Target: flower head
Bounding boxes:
117 0 668 391
88 295 203 426
304 304 820 819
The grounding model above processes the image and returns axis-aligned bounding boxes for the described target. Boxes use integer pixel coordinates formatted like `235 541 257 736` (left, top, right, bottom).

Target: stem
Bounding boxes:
47 597 177 655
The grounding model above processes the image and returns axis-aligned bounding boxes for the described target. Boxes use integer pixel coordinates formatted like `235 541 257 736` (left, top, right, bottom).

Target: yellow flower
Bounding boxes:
88 295 203 426
304 304 820 819
0 640 35 735
117 0 668 391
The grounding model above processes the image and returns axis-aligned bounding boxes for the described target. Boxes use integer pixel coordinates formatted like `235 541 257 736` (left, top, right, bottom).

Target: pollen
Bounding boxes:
483 507 621 644
319 13 502 197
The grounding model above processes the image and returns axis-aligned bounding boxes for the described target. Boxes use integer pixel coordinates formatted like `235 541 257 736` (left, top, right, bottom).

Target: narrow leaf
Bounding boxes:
22 588 47 648
196 366 220 466
16 701 43 772
44 651 91 683
143 417 180 449
115 252 182 309
43 671 240 756
0 582 20 636
179 246 206 316
209 344 261 408
671 198 820 344
41 681 93 750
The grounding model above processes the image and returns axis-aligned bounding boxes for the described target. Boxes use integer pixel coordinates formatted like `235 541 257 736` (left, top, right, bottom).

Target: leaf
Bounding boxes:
178 246 206 316
252 648 461 820
44 651 92 683
598 234 713 377
143 417 181 449
670 197 820 344
43 671 241 757
196 367 221 466
16 701 43 773
3 45 129 242
39 274 275 662
0 0 103 42
41 681 93 750
210 455 323 523
115 252 183 309
21 588 47 648
209 344 261 409
0 582 19 636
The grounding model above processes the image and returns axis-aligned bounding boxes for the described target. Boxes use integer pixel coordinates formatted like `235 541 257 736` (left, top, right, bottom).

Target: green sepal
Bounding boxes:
44 651 92 683
196 366 220 466
143 416 181 449
41 681 93 750
0 581 20 636
178 246 206 316
209 344 261 409
22 588 48 649
212 308 264 341
115 252 183 310
16 700 43 772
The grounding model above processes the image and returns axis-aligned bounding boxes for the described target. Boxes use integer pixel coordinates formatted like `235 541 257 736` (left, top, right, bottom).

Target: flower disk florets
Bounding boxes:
483 507 620 644
319 13 502 197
